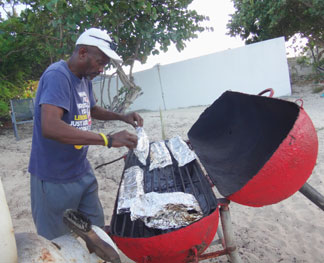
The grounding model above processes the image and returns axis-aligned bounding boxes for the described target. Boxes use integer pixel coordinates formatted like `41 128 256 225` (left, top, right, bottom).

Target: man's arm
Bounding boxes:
41 104 138 148
91 105 143 127
42 104 103 145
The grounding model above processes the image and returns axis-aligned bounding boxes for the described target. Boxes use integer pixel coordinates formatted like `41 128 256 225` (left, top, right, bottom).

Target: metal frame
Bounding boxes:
187 199 242 263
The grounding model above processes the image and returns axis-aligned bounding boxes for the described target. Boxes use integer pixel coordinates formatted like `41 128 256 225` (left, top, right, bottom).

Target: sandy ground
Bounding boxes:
1 84 324 262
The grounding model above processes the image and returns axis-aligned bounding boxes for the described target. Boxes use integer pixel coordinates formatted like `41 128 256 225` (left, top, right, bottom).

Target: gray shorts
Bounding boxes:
30 169 104 240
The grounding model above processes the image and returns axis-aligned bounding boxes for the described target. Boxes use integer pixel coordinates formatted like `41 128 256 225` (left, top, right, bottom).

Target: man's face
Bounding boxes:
81 46 111 80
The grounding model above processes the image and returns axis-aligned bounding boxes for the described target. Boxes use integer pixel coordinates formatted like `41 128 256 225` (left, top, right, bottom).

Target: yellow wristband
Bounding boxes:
74 145 83 150
99 133 108 147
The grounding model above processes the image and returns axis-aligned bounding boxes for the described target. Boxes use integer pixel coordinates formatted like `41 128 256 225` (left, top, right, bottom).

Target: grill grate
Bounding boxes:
110 147 218 238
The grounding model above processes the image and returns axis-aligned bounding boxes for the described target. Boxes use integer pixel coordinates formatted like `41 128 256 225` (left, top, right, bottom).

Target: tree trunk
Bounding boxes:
110 60 143 113
100 73 106 107
107 71 117 108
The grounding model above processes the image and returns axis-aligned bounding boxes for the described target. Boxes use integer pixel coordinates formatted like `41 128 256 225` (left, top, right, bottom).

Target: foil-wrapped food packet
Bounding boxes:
167 135 197 167
117 166 144 214
149 141 172 171
134 127 149 166
129 192 203 229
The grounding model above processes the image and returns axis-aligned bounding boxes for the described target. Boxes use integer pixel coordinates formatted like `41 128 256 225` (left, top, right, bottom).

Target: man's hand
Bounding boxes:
110 130 138 149
122 112 143 128
91 106 143 128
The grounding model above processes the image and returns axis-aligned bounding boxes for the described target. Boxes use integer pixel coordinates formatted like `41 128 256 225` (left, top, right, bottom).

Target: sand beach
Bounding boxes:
1 83 323 262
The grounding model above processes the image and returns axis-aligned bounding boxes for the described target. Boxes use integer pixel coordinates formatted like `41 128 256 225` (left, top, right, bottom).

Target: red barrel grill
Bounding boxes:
109 90 319 262
110 149 219 263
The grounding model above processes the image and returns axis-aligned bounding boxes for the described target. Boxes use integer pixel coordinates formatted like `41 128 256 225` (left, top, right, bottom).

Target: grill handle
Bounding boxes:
299 182 324 211
257 88 274 97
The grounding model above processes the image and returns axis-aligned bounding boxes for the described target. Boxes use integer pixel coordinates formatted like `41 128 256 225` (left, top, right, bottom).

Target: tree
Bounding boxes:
0 0 212 119
227 0 324 66
0 11 42 118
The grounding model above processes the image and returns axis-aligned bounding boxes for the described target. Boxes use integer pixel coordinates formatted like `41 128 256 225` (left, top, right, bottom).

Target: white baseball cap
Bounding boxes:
76 28 122 63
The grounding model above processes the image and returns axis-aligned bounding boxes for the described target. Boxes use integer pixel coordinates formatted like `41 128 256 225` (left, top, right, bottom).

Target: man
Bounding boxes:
28 28 143 240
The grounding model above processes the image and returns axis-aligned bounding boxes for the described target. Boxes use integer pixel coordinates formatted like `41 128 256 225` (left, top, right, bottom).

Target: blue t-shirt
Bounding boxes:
28 60 96 183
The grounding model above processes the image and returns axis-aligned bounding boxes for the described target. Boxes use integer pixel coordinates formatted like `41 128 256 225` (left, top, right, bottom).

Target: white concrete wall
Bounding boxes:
93 37 291 111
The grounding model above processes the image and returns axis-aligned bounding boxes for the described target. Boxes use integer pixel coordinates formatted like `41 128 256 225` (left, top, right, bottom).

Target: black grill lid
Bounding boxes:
187 91 299 197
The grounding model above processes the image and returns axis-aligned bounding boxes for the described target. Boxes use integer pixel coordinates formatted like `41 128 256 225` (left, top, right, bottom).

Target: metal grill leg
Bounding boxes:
216 228 225 248
220 203 242 263
188 201 242 263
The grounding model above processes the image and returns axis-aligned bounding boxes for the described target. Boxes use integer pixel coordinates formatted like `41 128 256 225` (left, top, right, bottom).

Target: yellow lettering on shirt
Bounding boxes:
74 114 87 120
